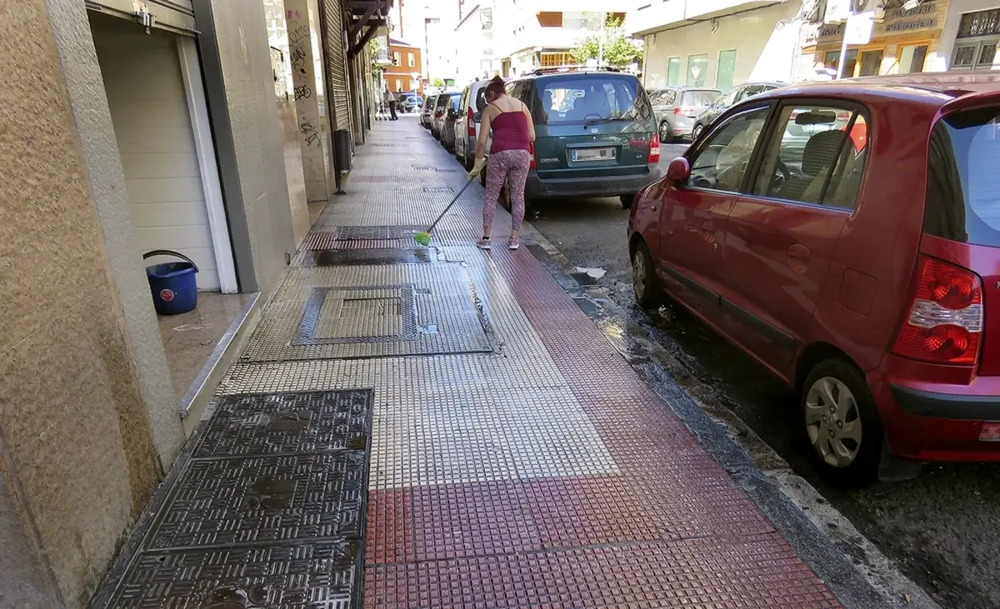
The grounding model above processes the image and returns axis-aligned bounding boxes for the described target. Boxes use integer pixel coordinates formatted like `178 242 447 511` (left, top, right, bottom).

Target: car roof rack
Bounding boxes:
529 65 622 76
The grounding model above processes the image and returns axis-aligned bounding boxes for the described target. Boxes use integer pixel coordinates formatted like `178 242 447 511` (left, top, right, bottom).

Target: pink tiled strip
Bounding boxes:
345 123 842 608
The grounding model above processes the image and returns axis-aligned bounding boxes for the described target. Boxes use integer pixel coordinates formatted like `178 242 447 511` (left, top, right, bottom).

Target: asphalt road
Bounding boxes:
524 142 1000 609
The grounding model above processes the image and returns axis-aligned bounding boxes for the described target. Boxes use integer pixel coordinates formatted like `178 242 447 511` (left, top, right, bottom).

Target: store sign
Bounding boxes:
817 1 938 40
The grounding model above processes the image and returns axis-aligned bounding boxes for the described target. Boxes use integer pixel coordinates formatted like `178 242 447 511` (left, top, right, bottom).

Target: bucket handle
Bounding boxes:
143 250 199 272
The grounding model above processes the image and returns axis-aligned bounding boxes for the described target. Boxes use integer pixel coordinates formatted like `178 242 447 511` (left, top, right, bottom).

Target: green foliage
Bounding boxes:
432 77 445 87
571 16 642 68
368 38 383 77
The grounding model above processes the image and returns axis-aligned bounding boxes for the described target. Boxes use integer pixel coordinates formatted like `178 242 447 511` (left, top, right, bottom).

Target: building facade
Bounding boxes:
492 1 626 76
385 38 424 92
454 3 498 83
628 0 809 90
939 0 1000 69
0 1 387 607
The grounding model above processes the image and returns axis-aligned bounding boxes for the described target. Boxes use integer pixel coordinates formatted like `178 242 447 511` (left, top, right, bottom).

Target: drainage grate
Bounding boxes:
336 225 423 241
299 248 440 267
103 390 373 609
295 285 418 345
422 186 454 193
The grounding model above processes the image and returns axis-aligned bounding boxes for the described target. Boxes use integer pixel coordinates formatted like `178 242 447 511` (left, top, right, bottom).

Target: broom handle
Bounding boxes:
427 175 477 233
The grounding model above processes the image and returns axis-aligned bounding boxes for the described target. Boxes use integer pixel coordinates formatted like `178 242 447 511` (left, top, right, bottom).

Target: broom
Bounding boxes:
414 174 477 246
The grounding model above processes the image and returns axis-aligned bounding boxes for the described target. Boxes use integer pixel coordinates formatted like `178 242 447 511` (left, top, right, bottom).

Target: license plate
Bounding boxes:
572 147 616 161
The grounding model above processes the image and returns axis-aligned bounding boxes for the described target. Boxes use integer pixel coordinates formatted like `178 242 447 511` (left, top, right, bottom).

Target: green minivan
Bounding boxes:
500 68 662 209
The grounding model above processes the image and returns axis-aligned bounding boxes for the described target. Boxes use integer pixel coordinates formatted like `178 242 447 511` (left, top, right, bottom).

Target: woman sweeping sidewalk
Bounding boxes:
468 75 535 251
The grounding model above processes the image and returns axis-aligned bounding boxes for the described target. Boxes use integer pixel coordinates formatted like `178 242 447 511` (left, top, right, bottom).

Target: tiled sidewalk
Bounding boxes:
93 118 843 608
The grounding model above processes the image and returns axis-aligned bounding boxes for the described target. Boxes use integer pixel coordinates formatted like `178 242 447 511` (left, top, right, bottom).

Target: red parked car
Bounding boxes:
628 72 1000 483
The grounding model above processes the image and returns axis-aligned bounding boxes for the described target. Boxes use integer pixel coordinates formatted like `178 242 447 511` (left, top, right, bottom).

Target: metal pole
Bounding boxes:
598 12 605 67
836 5 852 79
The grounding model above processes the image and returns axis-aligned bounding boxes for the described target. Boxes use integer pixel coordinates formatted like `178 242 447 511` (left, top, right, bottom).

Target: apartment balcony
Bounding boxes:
625 0 784 36
374 48 394 66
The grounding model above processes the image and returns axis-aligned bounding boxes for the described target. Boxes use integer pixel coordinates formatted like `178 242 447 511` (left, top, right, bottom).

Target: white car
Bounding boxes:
454 79 490 170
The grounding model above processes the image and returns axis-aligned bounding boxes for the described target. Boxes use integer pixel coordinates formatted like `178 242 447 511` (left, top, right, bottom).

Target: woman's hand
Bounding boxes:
469 157 486 178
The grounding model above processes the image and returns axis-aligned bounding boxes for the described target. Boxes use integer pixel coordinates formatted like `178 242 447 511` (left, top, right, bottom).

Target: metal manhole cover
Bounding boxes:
295 285 417 345
195 390 371 458
300 248 440 267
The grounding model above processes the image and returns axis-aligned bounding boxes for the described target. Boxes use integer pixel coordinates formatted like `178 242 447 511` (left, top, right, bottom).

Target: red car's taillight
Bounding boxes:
467 107 476 136
647 133 660 164
529 142 536 170
892 256 984 366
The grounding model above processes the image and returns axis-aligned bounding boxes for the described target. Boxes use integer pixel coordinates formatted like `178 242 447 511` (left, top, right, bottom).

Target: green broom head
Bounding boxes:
414 231 432 246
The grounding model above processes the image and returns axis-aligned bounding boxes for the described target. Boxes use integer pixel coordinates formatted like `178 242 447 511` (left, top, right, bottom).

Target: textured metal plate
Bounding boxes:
241 265 493 361
299 248 440 267
421 186 453 193
102 391 373 609
111 540 359 609
336 225 423 241
296 286 416 345
149 452 366 549
195 391 371 458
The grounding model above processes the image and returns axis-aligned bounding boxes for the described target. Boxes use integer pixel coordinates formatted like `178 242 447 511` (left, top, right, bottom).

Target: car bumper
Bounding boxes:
871 355 1000 461
526 167 662 199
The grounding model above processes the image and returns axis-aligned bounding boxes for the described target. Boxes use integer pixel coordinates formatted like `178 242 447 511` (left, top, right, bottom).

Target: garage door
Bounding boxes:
91 13 222 291
87 0 196 36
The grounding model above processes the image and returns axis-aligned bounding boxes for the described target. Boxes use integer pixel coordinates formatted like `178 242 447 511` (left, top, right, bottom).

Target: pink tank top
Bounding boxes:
489 106 530 154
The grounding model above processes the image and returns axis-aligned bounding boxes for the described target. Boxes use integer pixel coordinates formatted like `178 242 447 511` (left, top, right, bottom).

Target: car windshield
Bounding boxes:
531 75 652 126
681 90 721 108
450 94 460 110
435 95 452 108
925 107 1000 247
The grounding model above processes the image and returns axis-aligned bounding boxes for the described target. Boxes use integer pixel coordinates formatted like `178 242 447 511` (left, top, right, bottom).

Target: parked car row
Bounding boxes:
647 81 785 141
628 72 1000 484
421 68 663 209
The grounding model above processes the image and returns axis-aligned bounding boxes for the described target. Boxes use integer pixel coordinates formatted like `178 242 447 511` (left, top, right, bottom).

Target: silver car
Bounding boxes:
648 87 720 142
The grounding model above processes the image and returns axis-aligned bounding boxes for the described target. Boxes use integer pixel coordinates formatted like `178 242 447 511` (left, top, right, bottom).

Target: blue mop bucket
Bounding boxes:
144 250 199 315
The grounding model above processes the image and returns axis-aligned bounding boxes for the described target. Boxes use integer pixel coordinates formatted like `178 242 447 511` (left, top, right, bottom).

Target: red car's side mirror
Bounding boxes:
666 157 691 188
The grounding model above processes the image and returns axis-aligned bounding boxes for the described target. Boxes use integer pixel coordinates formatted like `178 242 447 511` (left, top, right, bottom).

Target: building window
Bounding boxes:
898 44 928 73
824 48 858 77
408 52 415 67
393 51 401 65
540 52 573 67
686 54 709 87
410 79 419 91
717 49 737 91
958 8 1000 38
667 57 681 85
395 78 403 91
859 49 884 76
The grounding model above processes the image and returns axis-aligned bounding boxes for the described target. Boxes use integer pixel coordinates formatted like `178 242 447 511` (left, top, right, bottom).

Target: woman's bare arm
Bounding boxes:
475 107 493 161
522 102 535 143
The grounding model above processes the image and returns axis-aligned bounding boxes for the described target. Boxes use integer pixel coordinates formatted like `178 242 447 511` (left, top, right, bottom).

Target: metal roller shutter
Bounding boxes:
321 0 351 131
86 0 197 35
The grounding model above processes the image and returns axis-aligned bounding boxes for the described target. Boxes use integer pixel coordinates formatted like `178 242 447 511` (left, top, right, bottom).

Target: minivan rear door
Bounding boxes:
528 74 656 179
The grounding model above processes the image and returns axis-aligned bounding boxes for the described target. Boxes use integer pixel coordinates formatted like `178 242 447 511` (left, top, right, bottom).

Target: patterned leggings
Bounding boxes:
483 149 530 235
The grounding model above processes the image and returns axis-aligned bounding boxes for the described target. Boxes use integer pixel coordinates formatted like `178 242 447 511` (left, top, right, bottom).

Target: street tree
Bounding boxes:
572 16 642 68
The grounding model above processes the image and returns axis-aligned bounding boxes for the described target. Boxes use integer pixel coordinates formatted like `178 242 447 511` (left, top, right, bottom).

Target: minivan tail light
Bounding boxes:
529 142 536 170
467 107 475 136
892 256 984 366
648 133 661 164
674 107 692 115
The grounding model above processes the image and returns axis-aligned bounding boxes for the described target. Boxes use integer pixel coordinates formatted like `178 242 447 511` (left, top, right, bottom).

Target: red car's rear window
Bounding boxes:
924 107 1000 247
